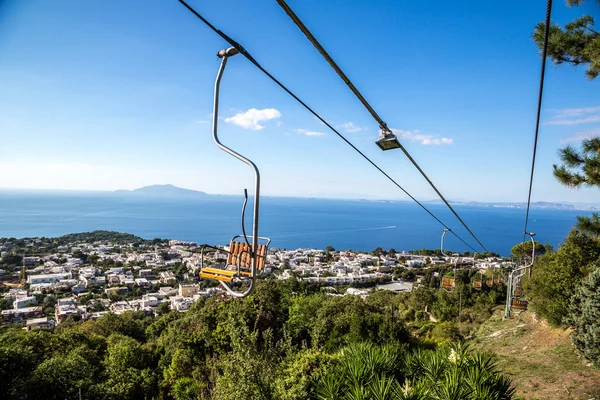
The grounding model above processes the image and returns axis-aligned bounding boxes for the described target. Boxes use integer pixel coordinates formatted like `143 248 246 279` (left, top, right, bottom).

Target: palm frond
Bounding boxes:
368 374 398 400
316 374 346 400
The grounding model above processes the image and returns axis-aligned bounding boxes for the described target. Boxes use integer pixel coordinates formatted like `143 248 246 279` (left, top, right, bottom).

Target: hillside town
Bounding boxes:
0 232 509 330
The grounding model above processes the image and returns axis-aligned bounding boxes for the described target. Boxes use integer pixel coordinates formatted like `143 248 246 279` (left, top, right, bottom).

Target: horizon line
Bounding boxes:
1 185 599 207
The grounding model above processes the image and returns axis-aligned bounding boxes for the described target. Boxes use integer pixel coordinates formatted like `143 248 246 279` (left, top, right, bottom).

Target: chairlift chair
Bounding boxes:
504 232 536 319
440 229 456 293
198 47 271 298
485 270 494 287
473 272 483 290
511 299 528 312
472 253 483 290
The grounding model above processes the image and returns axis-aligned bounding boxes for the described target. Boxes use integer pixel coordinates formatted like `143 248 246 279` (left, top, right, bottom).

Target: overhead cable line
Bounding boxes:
523 0 553 246
176 0 480 253
275 0 489 253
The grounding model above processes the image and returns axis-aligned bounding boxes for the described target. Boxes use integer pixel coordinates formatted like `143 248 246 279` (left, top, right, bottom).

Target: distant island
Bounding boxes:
2 185 599 210
115 184 207 198
419 199 600 211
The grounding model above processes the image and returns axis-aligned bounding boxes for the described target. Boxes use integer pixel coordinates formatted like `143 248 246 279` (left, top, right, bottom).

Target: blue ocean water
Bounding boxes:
0 190 592 255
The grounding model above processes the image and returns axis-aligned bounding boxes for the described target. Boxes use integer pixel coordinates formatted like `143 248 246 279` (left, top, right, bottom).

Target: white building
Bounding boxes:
27 272 72 285
170 295 194 311
14 296 37 309
26 317 54 331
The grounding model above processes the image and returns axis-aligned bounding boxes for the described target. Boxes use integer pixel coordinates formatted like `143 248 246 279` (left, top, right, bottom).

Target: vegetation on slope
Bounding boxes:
0 279 515 400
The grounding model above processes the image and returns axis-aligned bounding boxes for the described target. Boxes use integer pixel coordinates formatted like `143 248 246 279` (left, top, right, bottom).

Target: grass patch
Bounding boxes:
470 310 600 400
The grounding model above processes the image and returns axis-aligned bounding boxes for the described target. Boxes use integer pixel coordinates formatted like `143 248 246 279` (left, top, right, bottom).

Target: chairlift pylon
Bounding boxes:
198 47 271 298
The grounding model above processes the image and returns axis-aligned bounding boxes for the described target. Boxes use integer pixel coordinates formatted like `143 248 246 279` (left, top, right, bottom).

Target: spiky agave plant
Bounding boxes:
464 352 515 400
315 342 515 400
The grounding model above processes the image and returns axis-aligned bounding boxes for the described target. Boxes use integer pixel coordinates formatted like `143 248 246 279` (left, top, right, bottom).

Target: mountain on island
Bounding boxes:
115 184 207 197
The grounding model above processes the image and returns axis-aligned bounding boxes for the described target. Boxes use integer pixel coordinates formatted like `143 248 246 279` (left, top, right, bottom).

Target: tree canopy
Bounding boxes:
523 230 600 326
565 263 600 368
553 137 600 237
509 240 546 261
533 1 600 79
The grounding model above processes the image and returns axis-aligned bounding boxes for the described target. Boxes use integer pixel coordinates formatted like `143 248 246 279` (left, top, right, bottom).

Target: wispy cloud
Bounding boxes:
391 129 453 145
546 106 600 125
196 120 209 124
337 122 363 133
295 128 326 137
559 128 600 144
224 108 281 130
276 121 284 127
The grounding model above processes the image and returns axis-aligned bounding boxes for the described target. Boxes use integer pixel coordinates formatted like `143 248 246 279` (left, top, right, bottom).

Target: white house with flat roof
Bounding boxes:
27 272 72 285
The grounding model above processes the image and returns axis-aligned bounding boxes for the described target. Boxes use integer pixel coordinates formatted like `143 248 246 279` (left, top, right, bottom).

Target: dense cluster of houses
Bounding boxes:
1 236 509 330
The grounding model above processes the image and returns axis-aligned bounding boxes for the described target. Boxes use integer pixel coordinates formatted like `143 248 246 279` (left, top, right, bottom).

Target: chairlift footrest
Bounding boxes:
200 267 236 282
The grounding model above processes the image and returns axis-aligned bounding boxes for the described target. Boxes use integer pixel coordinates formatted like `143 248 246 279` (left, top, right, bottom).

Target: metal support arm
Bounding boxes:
441 229 456 293
211 47 261 298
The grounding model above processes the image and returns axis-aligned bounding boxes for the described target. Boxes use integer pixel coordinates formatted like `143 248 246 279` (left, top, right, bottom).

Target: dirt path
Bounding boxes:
472 310 600 400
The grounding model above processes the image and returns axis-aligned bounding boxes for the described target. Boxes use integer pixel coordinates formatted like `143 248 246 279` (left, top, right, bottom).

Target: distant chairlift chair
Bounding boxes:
198 47 271 298
440 228 456 293
472 253 483 290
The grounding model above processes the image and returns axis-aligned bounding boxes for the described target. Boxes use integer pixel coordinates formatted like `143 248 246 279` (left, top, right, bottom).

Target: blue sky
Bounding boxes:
1 0 599 203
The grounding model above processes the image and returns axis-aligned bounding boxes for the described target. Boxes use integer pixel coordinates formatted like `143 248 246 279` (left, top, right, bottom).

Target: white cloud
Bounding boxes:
276 121 284 127
196 120 209 124
391 129 453 146
546 106 600 125
295 128 326 137
559 128 600 144
224 108 282 130
337 122 363 133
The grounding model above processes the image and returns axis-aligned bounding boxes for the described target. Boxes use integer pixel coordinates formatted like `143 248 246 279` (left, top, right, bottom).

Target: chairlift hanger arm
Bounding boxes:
440 229 456 293
208 47 261 298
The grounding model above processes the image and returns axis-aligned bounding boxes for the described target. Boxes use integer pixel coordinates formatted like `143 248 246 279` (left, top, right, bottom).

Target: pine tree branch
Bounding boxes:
559 145 585 167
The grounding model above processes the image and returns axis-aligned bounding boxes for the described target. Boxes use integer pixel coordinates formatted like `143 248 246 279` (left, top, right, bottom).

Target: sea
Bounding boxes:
0 190 594 256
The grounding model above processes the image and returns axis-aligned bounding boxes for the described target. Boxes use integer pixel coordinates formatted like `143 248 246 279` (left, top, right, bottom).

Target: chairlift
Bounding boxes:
511 298 528 312
198 47 271 298
473 272 483 290
485 269 494 287
440 229 456 293
472 253 483 290
504 232 536 319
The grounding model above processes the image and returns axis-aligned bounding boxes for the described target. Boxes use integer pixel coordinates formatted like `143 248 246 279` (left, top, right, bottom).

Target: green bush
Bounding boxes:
565 263 600 368
523 231 600 326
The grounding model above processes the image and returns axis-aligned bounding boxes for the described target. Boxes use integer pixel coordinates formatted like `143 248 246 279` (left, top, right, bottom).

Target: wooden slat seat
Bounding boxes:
511 299 528 310
200 240 268 282
226 241 267 271
200 267 236 282
441 277 455 290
